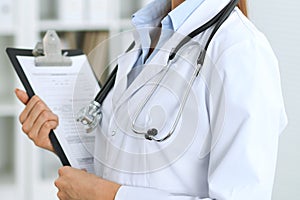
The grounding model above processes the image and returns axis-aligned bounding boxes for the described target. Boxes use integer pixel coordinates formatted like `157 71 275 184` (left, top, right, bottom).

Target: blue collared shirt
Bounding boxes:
132 0 205 63
127 0 204 85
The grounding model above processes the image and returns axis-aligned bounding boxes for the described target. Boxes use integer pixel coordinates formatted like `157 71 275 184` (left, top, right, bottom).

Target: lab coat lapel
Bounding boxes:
112 47 141 106
177 0 231 35
113 34 180 108
113 0 232 107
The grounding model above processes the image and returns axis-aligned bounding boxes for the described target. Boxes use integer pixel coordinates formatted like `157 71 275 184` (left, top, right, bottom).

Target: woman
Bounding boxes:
15 0 287 199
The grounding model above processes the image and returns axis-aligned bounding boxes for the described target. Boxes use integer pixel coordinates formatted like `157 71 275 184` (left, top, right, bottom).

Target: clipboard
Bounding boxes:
6 31 99 170
6 48 83 166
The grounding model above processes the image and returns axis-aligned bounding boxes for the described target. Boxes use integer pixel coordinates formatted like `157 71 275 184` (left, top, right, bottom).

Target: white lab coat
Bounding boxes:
93 0 288 199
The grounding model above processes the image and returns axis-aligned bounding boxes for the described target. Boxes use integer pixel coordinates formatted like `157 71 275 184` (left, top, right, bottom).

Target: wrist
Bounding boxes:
95 177 121 200
110 182 121 200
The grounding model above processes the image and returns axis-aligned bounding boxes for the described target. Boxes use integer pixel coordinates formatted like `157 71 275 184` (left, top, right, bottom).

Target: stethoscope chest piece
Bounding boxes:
76 101 102 133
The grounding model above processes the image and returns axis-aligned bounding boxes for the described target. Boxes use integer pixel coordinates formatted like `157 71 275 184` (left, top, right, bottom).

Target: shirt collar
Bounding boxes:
132 0 205 31
130 0 205 63
131 0 171 29
162 0 205 31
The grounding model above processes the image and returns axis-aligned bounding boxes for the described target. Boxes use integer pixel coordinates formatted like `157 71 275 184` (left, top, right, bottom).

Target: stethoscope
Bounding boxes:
76 0 239 141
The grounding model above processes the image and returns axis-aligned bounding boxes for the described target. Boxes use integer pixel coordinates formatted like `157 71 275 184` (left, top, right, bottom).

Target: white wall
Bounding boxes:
248 0 300 199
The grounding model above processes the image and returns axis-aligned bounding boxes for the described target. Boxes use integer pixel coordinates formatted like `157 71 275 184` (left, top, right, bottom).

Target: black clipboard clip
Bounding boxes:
33 30 72 67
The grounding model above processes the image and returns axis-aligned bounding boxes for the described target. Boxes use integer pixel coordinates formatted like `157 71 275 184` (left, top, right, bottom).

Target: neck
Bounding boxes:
171 0 185 10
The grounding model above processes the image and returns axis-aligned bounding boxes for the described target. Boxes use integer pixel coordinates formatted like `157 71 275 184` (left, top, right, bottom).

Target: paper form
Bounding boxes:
17 55 100 173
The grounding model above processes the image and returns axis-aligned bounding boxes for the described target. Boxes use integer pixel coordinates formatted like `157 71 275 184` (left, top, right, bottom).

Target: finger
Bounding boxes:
22 109 58 136
58 166 72 176
57 190 67 200
26 113 58 143
58 167 64 177
34 111 58 132
19 96 49 124
35 120 58 150
15 88 29 105
54 178 61 188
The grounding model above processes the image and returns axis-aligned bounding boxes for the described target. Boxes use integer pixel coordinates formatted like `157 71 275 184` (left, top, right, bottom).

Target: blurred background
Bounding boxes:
0 0 299 199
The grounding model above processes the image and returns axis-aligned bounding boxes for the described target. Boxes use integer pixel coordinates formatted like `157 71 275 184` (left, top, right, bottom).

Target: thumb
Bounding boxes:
15 88 29 105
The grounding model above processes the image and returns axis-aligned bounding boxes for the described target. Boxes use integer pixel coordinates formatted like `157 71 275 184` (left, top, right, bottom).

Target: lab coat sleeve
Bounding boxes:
115 186 211 200
206 39 288 199
114 39 288 200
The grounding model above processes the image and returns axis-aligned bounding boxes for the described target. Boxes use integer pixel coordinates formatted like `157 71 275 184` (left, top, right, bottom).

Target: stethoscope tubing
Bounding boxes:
96 0 239 105
129 0 240 141
78 0 240 139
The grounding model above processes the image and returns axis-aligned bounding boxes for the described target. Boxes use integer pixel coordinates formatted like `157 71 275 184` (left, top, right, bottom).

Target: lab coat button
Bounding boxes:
111 130 117 136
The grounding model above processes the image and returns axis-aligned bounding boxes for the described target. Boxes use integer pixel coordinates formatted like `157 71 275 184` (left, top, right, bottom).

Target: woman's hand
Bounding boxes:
15 88 58 152
55 166 121 200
